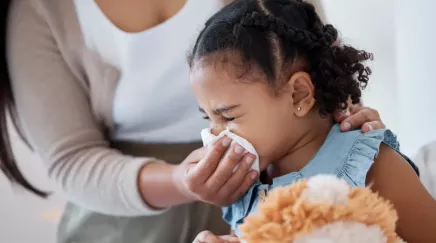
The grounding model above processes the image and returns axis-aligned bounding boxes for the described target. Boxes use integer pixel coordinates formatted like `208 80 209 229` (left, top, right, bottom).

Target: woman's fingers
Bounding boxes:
333 109 351 123
334 99 363 123
217 153 257 204
340 107 382 132
205 144 247 192
193 231 225 243
185 146 209 163
336 106 385 133
349 102 364 114
193 231 221 243
229 169 258 205
181 139 257 206
193 231 240 243
220 235 240 243
361 120 385 133
188 137 232 184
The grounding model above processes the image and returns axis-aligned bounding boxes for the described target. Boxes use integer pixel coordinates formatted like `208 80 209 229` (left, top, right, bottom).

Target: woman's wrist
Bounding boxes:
137 161 195 209
171 162 198 203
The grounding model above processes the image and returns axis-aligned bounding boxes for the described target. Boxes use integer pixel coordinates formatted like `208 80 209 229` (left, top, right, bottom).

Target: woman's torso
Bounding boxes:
74 0 219 143
56 1 229 243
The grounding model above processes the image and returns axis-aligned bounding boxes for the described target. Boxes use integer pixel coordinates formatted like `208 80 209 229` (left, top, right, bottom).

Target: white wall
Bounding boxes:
322 0 436 156
396 0 436 156
322 0 399 132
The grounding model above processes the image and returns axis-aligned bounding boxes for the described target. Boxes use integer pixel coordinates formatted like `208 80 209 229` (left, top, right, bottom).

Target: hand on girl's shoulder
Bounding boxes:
367 144 436 243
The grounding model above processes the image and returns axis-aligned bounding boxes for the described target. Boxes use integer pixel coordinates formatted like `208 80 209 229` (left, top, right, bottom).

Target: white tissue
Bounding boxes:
200 127 260 173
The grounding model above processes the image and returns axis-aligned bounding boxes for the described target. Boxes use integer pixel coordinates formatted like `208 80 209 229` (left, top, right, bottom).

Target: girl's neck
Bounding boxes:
270 116 334 178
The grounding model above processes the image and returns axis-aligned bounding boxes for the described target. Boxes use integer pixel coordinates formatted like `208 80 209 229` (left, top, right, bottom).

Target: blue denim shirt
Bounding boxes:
222 124 418 236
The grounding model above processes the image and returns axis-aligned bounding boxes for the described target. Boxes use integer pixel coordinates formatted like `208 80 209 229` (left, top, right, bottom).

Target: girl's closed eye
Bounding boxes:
202 115 236 122
199 105 241 122
223 116 236 122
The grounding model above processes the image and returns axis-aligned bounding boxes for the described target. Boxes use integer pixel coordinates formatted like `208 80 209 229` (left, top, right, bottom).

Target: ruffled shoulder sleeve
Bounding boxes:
340 129 418 186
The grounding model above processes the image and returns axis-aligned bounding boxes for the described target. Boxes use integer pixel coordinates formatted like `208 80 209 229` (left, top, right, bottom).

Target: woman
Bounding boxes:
1 0 386 242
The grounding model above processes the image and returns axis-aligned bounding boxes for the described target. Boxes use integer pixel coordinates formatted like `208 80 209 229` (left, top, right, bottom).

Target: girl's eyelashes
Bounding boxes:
202 116 236 122
223 117 235 122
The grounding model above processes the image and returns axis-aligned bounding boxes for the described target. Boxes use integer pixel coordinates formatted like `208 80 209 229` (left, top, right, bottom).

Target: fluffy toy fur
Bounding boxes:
239 175 405 243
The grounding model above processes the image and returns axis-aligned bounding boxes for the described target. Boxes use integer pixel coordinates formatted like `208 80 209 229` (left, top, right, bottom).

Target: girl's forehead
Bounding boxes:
190 57 267 87
191 50 267 79
191 66 274 106
191 70 245 105
190 64 241 89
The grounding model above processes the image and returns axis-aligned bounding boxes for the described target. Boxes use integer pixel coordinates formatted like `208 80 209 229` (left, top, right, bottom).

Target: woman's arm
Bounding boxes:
7 0 257 215
7 0 176 216
367 144 436 243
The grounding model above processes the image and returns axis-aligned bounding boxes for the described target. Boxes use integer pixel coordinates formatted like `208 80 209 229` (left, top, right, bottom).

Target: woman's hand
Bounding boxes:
193 231 240 243
334 103 385 133
173 137 258 206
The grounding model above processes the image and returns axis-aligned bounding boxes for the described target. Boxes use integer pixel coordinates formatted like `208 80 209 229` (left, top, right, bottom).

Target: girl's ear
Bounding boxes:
286 72 316 117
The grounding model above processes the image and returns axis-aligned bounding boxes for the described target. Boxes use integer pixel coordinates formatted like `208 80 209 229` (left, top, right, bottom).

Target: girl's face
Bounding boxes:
190 62 300 170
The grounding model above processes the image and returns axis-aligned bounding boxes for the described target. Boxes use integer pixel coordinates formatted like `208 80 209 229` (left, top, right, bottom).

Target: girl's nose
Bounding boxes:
211 124 227 136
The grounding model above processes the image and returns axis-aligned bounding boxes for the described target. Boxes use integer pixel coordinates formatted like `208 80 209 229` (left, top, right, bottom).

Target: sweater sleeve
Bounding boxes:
7 0 166 216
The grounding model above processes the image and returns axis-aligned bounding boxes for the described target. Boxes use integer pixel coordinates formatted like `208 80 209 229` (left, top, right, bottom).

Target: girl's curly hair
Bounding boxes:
188 0 373 116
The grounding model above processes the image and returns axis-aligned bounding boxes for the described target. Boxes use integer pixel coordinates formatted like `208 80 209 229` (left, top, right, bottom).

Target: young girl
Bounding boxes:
188 0 436 242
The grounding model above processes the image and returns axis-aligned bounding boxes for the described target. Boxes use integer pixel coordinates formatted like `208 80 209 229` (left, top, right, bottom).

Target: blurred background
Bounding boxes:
2 0 436 242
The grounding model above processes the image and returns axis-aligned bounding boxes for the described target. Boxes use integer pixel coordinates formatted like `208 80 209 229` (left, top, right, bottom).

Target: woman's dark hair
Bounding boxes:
1 0 48 197
189 0 373 116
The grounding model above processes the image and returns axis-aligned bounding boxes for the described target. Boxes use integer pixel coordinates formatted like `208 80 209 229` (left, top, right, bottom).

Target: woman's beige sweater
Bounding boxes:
6 0 326 216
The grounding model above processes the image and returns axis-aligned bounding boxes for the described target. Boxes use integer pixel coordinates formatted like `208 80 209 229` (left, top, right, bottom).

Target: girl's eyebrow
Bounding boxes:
215 105 240 113
198 105 240 114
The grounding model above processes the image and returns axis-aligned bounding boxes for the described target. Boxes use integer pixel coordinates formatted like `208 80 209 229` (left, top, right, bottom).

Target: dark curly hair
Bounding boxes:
188 0 373 116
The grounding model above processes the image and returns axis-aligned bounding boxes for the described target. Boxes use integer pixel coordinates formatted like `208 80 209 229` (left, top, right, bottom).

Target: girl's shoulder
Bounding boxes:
302 125 419 187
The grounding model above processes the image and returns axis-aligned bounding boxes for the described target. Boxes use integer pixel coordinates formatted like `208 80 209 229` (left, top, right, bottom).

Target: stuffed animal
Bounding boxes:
238 175 405 243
